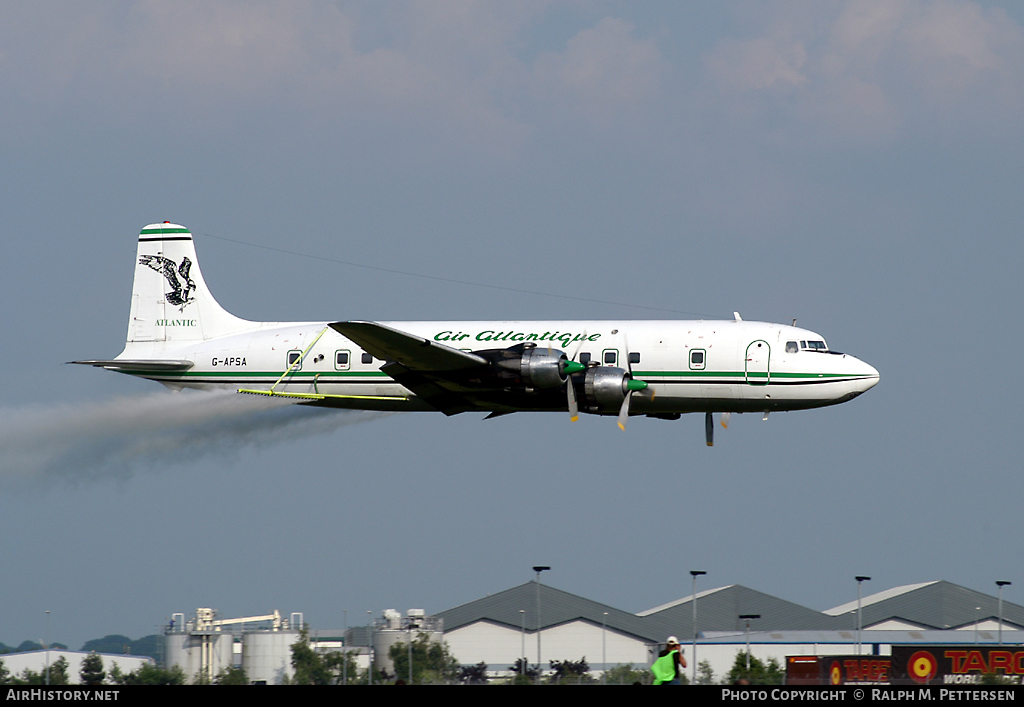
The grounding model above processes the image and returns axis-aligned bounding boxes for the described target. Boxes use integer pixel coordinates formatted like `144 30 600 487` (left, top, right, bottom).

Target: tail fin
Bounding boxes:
126 223 254 348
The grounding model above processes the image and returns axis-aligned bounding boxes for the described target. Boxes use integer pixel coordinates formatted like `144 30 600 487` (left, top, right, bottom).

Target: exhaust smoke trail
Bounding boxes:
0 390 385 485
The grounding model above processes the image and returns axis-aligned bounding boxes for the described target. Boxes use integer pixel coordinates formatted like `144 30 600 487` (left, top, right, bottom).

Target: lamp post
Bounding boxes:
44 606 50 684
367 610 373 685
343 610 348 685
519 610 526 678
407 622 413 684
602 612 608 684
534 566 550 679
855 576 871 655
996 581 1011 645
690 570 706 684
739 614 760 671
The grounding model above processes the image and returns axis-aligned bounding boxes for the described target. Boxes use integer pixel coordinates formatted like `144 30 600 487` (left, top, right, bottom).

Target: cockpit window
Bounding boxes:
807 340 827 351
786 341 798 353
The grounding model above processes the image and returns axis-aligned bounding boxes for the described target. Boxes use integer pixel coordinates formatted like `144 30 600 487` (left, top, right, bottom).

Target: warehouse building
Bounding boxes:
433 580 1024 680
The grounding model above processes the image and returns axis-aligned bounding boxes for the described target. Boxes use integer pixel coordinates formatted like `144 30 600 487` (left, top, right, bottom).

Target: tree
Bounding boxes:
289 627 333 685
79 652 105 685
13 657 70 686
80 636 131 656
0 659 10 685
725 652 784 685
287 627 363 685
213 666 248 685
388 631 460 684
508 658 539 685
322 650 360 685
79 635 162 660
548 657 594 684
109 663 186 685
603 663 649 685
458 661 488 684
696 659 716 685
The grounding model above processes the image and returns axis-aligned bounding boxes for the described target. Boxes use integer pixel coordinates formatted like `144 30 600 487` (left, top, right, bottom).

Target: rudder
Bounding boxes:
127 222 254 348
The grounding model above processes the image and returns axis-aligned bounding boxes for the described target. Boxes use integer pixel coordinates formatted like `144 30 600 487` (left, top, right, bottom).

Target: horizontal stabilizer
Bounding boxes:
70 359 194 372
329 321 487 372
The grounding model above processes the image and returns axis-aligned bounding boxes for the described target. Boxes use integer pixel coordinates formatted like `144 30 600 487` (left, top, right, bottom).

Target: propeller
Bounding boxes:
564 359 584 422
617 334 650 431
706 412 732 446
617 376 648 431
562 331 588 423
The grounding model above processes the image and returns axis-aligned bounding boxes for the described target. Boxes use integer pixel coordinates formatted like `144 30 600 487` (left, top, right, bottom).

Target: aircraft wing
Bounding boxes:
328 321 486 371
329 321 488 415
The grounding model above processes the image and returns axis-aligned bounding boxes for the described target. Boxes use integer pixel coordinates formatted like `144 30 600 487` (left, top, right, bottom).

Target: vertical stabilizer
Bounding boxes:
127 222 254 346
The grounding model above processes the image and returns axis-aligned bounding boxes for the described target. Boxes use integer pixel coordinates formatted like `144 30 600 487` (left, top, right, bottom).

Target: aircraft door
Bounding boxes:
745 340 770 386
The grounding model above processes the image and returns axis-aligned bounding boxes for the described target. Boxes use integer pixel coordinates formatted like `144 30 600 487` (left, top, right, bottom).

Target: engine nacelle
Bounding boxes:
580 366 631 412
492 343 567 389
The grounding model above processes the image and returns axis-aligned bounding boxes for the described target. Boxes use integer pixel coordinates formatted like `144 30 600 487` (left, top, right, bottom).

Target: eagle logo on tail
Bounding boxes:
139 255 197 308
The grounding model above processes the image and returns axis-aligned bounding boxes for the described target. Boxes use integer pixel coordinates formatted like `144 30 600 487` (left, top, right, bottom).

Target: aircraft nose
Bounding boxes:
853 357 880 392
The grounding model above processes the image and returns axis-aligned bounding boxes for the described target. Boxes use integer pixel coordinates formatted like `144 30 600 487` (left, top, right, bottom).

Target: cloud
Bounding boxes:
707 29 809 92
703 0 1024 144
0 3 676 159
533 17 665 111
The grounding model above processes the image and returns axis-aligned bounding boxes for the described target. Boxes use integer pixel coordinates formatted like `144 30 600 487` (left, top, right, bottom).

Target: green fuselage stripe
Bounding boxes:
633 371 857 380
130 369 863 384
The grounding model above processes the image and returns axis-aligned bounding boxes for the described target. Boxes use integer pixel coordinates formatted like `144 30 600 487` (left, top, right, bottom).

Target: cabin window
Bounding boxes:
628 352 641 365
361 352 373 364
335 350 350 370
786 341 799 353
287 350 302 370
579 352 591 364
603 350 618 365
689 349 706 370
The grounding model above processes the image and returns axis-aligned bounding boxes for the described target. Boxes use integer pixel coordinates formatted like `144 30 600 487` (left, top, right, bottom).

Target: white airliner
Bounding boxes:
74 223 879 444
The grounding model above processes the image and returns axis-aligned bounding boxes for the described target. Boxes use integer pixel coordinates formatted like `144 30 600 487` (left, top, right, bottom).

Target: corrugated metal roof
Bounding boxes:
433 580 1024 646
854 581 1024 631
825 582 938 615
435 581 657 642
700 629 1024 645
637 585 732 616
640 584 843 638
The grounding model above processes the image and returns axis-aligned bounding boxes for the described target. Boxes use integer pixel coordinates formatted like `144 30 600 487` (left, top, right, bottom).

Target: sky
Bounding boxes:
1 0 1022 652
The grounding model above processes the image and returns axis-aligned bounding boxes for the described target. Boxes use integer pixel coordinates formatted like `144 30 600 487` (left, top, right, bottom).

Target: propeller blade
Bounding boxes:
570 329 588 362
705 411 714 446
567 376 579 422
720 412 731 429
617 391 631 431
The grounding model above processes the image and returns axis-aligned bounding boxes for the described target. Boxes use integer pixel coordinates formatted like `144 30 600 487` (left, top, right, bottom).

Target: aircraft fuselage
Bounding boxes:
122 318 879 416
